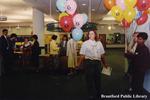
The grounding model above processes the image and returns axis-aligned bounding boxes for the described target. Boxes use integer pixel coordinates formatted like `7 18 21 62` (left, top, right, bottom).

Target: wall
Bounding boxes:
97 24 124 35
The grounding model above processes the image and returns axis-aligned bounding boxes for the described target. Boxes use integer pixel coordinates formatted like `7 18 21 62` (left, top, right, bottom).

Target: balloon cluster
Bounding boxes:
56 0 88 41
104 0 150 28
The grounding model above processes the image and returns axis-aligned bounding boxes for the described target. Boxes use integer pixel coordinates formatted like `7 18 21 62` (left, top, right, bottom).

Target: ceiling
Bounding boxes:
0 0 108 25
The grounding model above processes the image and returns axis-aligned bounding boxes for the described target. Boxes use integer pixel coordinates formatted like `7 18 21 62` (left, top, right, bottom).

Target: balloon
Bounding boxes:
59 12 69 21
65 0 77 15
111 6 123 21
116 0 126 10
73 14 84 28
136 13 148 25
125 0 137 8
56 0 67 12
122 19 131 28
103 0 116 10
148 8 150 14
81 13 88 24
124 8 136 23
59 16 74 32
136 0 150 11
72 28 83 41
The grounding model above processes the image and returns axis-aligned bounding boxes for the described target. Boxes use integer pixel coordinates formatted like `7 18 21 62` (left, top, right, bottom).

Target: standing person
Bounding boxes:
9 33 17 52
9 33 17 69
31 35 40 72
124 32 139 91
21 38 32 66
67 34 77 75
125 32 150 94
59 35 68 72
77 30 108 100
0 29 11 75
50 35 59 72
59 35 68 56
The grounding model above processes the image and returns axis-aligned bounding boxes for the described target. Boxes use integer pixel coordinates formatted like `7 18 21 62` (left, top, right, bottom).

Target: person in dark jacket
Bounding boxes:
31 35 40 72
125 32 150 93
0 29 11 74
9 33 17 68
59 35 68 56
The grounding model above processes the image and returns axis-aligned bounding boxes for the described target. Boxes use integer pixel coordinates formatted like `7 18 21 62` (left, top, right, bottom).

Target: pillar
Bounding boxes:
32 8 45 47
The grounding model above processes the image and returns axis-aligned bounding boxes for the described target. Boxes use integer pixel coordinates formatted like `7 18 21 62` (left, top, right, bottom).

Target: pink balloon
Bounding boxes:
116 0 126 10
73 14 84 28
65 0 77 15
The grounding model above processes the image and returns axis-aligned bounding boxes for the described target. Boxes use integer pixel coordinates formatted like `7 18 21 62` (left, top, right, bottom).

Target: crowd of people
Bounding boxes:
0 28 150 100
0 29 40 75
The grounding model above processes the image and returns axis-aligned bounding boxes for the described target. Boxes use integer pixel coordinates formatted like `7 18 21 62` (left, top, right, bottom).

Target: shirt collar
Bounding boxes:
89 39 96 45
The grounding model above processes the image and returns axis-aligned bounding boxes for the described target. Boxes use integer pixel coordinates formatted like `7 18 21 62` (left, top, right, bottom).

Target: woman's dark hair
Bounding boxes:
52 35 57 40
32 35 38 40
62 35 68 41
70 33 72 38
137 32 148 40
86 30 97 40
10 33 17 38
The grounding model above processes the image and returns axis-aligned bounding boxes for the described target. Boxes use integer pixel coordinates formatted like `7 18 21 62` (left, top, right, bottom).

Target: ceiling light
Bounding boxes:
92 9 95 11
108 26 112 30
82 3 86 6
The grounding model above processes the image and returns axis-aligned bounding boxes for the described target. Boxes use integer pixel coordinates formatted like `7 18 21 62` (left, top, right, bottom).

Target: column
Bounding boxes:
32 8 45 47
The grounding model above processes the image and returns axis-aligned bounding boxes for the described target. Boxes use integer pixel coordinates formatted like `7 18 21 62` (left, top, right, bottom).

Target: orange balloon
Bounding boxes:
104 0 116 10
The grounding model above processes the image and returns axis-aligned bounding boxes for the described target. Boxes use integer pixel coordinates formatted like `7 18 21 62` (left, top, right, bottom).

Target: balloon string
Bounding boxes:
49 0 52 17
125 21 138 53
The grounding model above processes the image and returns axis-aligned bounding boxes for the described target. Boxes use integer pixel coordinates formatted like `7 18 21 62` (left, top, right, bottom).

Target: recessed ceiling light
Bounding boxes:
108 26 112 30
92 9 95 11
82 4 86 6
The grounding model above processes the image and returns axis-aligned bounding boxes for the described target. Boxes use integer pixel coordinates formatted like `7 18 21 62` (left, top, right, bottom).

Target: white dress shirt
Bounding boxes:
80 39 105 60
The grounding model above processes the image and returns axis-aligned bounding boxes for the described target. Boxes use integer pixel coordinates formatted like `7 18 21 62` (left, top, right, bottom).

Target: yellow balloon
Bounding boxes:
125 0 137 8
111 6 123 21
59 12 69 21
124 8 136 23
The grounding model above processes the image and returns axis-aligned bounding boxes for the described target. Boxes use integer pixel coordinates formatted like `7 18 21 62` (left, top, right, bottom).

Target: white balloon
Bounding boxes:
65 0 77 15
73 14 84 28
56 0 67 12
82 13 88 24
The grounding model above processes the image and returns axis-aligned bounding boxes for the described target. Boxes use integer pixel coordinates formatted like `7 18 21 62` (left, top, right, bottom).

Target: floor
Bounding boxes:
0 49 149 100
